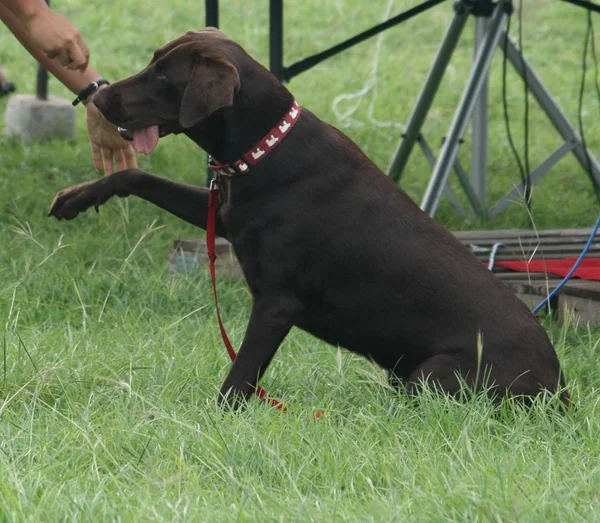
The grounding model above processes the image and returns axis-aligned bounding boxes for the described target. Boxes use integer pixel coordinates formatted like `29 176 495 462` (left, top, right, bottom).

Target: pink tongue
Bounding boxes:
132 126 159 155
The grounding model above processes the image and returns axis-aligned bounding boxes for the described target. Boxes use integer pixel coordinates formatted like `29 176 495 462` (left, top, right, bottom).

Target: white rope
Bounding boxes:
332 0 405 131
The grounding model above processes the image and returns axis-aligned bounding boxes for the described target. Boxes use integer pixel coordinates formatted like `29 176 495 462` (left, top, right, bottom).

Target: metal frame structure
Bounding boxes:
204 0 446 83
205 0 600 218
388 0 600 217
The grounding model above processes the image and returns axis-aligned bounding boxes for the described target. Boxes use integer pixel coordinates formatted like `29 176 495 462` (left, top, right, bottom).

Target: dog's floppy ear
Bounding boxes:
179 56 240 128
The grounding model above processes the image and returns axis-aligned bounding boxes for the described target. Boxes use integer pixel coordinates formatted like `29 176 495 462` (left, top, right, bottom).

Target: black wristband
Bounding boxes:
72 79 110 106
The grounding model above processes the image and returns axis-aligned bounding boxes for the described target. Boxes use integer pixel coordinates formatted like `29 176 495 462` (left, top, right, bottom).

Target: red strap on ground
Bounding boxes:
494 257 600 281
206 183 287 411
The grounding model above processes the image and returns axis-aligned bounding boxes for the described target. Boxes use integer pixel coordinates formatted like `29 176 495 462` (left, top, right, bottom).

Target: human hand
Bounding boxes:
85 100 138 175
22 8 89 70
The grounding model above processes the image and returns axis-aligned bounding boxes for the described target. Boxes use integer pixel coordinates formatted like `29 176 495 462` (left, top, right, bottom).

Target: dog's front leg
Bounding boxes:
218 297 302 409
49 168 227 237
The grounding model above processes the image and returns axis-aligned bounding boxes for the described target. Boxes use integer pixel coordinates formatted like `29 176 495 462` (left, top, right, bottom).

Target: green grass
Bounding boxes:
1 0 600 520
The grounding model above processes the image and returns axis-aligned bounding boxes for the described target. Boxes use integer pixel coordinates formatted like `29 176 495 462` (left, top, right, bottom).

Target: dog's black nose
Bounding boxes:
92 87 127 127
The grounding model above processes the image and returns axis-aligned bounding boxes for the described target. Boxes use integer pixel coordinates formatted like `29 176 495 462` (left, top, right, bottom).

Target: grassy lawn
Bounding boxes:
1 0 600 520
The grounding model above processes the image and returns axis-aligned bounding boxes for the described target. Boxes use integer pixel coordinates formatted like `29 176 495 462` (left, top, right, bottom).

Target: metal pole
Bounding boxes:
471 16 489 209
36 0 49 100
489 141 576 217
205 0 219 185
419 136 484 216
205 0 219 27
269 0 284 81
421 1 508 217
387 0 473 182
36 64 48 101
417 136 468 218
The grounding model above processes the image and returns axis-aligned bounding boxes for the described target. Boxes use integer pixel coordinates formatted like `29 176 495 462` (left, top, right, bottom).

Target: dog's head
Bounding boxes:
93 28 244 155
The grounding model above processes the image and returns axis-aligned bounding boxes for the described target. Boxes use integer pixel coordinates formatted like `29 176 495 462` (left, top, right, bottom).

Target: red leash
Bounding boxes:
206 180 286 411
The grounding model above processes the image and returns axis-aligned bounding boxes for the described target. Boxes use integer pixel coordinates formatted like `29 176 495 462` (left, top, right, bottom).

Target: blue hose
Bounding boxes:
532 215 600 314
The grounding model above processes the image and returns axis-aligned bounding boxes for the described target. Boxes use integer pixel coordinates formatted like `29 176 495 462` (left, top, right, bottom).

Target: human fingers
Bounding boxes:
67 34 90 71
115 149 127 173
66 47 87 70
102 148 114 176
91 143 103 171
77 34 90 70
57 49 72 68
123 146 138 170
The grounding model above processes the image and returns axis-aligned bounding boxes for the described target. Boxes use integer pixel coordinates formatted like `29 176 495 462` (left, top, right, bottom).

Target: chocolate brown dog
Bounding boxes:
49 29 568 407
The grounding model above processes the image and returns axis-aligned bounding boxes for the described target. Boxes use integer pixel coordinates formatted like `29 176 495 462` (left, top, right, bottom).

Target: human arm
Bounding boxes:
1 0 89 70
0 1 137 173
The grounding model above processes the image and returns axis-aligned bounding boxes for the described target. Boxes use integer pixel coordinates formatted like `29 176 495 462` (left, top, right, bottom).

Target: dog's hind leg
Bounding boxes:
405 353 484 399
406 353 568 406
387 371 404 390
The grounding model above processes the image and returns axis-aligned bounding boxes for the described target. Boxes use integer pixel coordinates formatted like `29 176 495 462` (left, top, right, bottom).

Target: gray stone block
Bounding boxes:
4 94 76 142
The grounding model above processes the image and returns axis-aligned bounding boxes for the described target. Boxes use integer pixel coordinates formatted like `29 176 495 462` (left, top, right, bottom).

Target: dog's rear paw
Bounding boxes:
48 178 115 220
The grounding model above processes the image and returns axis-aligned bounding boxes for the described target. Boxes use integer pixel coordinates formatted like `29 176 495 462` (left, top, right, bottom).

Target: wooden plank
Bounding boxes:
169 238 244 279
515 292 547 311
167 230 600 325
453 228 595 241
459 238 596 249
470 244 600 254
527 281 600 301
458 227 600 265
500 276 600 299
174 238 231 255
466 237 599 248
498 247 600 256
472 250 600 262
173 233 600 261
558 295 600 326
502 280 563 297
455 227 599 325
494 272 558 281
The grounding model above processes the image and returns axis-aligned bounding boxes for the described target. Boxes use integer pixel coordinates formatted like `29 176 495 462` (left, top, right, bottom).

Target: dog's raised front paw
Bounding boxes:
48 178 115 220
